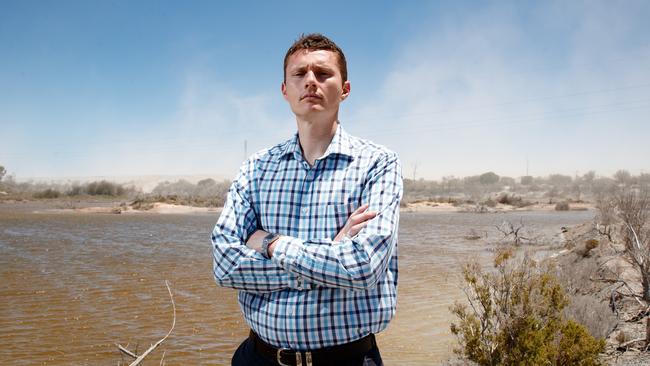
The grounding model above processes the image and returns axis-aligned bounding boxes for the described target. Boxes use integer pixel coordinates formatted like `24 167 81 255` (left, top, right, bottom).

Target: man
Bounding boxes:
211 33 402 366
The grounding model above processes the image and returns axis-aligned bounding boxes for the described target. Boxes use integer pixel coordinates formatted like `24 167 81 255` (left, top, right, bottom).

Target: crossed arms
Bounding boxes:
211 153 402 293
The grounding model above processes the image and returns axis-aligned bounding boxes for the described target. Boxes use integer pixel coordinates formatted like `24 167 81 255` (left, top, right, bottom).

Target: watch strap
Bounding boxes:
262 233 280 259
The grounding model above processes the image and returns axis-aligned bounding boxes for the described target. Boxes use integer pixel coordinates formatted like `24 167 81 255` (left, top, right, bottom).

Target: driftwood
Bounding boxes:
117 344 138 359
495 219 536 246
617 337 646 350
116 280 176 366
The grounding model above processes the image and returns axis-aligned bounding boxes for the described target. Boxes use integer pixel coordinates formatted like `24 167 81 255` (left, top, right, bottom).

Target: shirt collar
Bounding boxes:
279 123 355 162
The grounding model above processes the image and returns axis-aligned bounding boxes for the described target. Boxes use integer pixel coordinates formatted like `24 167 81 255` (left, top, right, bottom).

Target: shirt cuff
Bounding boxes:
272 236 312 290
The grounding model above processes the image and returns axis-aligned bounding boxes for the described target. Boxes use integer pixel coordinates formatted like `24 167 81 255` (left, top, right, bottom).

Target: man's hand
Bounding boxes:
333 203 377 242
248 203 376 257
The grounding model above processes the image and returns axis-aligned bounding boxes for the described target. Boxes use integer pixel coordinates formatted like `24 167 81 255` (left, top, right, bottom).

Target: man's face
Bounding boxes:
282 49 350 121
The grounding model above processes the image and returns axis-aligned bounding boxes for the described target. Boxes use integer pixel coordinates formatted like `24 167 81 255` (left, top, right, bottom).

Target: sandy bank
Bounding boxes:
401 200 595 213
22 199 594 215
39 202 222 215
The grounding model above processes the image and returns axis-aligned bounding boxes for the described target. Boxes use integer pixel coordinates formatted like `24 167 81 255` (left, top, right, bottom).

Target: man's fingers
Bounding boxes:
349 221 369 236
350 203 370 216
348 210 377 225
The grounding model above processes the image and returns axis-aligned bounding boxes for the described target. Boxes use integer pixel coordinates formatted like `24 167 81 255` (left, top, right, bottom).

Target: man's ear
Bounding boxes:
281 81 288 101
341 80 351 101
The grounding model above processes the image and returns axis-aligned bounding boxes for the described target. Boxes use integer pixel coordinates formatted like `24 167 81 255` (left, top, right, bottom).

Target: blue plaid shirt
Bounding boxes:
211 124 402 350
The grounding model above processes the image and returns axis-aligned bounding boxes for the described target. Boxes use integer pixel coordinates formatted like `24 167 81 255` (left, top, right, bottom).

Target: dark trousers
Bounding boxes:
231 336 384 366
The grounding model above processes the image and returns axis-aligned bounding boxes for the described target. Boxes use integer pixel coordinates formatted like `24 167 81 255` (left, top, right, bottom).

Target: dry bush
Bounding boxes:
614 188 650 301
554 251 618 342
495 193 532 208
555 253 602 297
595 194 617 241
482 197 497 208
575 239 599 258
450 249 604 365
495 220 538 246
33 188 61 199
555 201 570 211
563 294 617 340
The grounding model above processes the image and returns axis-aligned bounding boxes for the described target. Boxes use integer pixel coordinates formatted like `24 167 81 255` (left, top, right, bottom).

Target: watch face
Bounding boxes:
262 233 277 259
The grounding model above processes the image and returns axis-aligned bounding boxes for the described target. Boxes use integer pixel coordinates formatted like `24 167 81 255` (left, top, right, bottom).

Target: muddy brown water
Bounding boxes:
0 204 593 365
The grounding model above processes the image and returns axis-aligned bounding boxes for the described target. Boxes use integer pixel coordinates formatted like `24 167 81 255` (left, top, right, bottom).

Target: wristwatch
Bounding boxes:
261 233 280 259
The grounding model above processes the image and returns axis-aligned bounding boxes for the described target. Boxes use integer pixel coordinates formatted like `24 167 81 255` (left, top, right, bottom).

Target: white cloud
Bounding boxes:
82 67 296 179
346 1 650 179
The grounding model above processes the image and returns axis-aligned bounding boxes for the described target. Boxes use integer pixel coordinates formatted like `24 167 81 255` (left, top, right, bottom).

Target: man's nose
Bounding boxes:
304 71 317 87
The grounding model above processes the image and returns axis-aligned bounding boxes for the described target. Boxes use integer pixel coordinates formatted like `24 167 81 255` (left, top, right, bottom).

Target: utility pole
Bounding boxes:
412 162 418 181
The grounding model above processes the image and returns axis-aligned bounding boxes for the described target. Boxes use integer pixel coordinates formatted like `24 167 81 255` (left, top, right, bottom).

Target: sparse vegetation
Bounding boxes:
555 201 570 211
450 249 605 365
495 220 537 246
131 179 231 209
579 239 599 257
613 188 650 301
33 188 61 199
402 170 649 211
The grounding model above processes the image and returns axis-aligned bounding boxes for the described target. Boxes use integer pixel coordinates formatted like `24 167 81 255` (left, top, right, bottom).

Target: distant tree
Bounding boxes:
479 172 499 185
546 186 559 203
548 174 573 187
197 178 216 187
520 176 534 185
499 176 516 187
582 171 596 185
0 165 6 182
463 175 480 185
86 180 125 196
442 176 462 194
639 173 650 187
571 182 582 201
615 188 650 301
614 170 632 186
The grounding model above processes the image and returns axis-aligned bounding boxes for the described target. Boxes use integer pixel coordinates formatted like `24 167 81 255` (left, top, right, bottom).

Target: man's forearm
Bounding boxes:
212 230 311 292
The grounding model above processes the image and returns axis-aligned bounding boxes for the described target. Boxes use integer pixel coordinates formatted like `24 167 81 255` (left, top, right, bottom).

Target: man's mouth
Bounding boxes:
301 93 322 100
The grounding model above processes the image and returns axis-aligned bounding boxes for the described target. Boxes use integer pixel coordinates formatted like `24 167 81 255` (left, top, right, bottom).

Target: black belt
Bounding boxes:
249 330 375 366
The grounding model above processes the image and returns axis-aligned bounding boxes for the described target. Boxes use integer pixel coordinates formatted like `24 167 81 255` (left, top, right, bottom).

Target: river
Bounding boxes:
0 204 594 365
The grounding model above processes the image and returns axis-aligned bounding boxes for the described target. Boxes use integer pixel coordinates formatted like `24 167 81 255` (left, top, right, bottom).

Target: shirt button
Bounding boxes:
302 207 309 214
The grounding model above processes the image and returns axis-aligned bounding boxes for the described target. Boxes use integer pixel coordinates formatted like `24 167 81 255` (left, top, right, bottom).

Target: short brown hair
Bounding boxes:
283 33 348 83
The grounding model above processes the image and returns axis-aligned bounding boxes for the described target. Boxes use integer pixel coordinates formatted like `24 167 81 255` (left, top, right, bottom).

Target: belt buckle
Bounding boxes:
276 348 312 366
276 348 293 366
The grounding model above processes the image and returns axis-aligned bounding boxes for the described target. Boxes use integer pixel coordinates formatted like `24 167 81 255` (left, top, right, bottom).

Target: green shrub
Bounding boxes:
33 188 61 199
555 201 570 211
581 239 599 257
86 180 125 196
496 193 531 208
482 197 496 208
450 249 605 365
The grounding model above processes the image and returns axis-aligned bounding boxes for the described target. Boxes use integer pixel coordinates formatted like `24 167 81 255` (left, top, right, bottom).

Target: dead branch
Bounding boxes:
495 219 536 246
116 344 137 359
617 337 646 349
116 280 176 366
593 276 646 309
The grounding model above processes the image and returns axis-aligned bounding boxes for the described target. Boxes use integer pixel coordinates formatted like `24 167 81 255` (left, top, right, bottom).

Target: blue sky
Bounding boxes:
1 0 649 180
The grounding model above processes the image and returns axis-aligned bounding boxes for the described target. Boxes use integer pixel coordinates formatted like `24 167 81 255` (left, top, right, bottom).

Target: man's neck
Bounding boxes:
296 114 338 166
